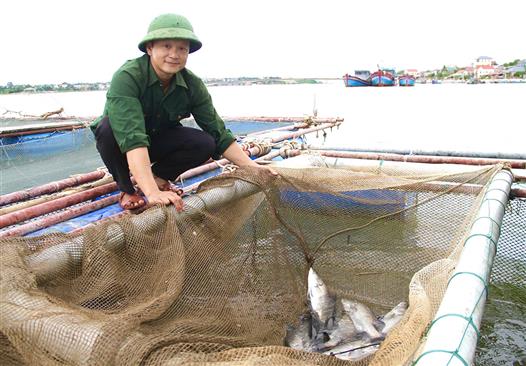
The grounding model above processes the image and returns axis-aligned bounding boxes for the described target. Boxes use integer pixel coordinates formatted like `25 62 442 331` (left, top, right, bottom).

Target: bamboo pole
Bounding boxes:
0 120 87 136
179 122 339 181
224 116 344 123
0 195 119 238
0 122 337 233
0 170 107 206
307 144 526 160
0 176 114 215
303 148 526 169
0 182 118 229
269 123 341 143
283 149 526 183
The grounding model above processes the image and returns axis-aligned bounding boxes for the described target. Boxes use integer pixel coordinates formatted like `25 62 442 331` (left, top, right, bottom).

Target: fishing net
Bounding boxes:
490 197 526 288
0 162 507 365
0 125 102 195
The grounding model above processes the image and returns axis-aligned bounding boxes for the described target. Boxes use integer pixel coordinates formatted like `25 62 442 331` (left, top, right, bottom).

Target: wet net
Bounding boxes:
0 125 102 195
0 163 508 365
490 197 526 288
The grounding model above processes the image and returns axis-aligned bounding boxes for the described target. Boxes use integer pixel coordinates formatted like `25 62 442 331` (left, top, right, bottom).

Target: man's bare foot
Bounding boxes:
119 192 146 211
153 176 184 196
153 176 171 191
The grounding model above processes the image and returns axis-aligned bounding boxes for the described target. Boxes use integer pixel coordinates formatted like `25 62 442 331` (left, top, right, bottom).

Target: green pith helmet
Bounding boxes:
138 13 202 53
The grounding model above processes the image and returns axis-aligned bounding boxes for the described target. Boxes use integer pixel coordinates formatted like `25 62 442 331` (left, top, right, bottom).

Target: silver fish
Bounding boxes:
341 298 384 340
323 338 380 361
378 301 408 335
308 268 336 330
284 312 315 352
314 316 360 351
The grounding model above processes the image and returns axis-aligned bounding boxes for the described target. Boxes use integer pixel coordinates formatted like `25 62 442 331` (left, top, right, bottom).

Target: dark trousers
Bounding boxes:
94 117 215 194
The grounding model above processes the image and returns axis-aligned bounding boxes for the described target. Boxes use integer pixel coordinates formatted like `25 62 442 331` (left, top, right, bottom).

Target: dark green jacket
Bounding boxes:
91 54 235 159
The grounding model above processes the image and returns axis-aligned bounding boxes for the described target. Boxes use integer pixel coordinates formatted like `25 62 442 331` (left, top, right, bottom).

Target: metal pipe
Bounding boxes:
307 144 526 160
413 169 513 365
0 170 107 206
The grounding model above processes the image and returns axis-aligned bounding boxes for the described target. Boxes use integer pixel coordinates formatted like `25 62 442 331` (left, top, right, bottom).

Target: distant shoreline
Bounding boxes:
1 77 525 96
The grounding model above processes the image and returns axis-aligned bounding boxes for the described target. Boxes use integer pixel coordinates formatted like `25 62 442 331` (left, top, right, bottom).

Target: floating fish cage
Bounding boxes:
0 117 525 366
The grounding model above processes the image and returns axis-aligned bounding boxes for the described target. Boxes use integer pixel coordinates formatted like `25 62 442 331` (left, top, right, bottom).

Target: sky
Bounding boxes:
1 0 525 85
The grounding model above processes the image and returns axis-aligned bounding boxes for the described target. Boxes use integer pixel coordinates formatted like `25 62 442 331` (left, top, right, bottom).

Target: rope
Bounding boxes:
480 197 507 211
412 349 468 366
302 116 318 127
470 215 501 237
279 140 300 158
240 138 273 156
311 166 497 257
463 233 498 255
221 164 239 174
417 268 489 365
448 271 488 300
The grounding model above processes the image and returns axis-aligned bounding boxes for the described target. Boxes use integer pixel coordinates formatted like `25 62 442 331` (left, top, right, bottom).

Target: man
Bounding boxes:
92 13 275 212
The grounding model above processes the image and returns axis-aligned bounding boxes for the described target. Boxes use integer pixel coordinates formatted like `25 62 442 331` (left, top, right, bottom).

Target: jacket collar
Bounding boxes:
146 56 188 89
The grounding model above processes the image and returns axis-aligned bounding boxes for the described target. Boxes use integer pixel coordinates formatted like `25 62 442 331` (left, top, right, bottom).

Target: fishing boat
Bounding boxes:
0 115 525 366
370 69 395 86
398 75 416 86
343 70 372 87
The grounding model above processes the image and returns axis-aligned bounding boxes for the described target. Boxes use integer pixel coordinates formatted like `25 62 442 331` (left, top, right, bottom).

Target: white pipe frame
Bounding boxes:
413 169 513 366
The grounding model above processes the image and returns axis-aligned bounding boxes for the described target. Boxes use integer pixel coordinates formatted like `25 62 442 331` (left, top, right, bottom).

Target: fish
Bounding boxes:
341 298 384 340
378 301 408 335
308 268 337 331
323 338 381 361
284 312 316 352
313 315 361 351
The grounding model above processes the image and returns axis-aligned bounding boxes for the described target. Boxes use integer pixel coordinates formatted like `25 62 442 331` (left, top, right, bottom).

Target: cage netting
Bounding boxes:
0 163 508 365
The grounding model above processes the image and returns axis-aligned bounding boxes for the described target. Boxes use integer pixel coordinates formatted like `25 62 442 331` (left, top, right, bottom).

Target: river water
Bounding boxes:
1 81 525 155
1 82 525 364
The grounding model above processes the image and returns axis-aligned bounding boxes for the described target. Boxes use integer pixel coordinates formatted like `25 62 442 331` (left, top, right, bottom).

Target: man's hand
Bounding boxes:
251 164 279 176
127 147 185 212
146 190 184 212
222 142 279 176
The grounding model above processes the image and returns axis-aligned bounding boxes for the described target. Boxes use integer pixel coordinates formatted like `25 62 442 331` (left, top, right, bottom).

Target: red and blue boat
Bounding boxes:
343 70 372 87
370 69 395 87
398 75 416 87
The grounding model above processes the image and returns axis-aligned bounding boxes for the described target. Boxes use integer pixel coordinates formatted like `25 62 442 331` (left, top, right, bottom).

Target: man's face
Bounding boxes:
147 39 190 80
